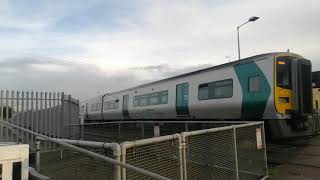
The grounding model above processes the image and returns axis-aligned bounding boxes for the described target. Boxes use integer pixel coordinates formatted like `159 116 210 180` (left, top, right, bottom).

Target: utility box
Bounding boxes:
0 143 29 180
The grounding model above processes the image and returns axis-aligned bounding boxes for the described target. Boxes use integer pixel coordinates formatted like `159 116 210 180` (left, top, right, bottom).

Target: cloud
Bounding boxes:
0 0 320 100
0 57 137 99
0 56 213 100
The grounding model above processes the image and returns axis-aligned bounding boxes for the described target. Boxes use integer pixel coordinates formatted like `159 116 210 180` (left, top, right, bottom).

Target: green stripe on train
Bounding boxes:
234 62 271 120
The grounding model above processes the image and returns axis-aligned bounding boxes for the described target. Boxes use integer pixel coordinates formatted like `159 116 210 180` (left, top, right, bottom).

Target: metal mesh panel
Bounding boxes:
185 129 237 180
126 139 181 180
36 146 115 180
236 125 267 180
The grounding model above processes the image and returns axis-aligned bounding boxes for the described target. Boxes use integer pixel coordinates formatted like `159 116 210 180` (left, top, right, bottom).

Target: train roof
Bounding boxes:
102 52 299 96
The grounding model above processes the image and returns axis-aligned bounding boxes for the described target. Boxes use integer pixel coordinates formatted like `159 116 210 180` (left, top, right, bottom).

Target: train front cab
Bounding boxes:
270 54 313 138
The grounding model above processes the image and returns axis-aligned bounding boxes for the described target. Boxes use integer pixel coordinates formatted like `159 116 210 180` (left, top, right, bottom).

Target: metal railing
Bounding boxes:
67 120 252 143
119 122 268 180
121 134 183 180
181 122 268 180
1 99 268 180
0 119 170 180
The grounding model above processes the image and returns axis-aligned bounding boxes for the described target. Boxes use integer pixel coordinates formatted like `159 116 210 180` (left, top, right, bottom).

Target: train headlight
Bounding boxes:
279 97 289 103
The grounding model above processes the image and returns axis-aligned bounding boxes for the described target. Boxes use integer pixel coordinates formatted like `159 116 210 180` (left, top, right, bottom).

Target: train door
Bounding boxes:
234 62 271 120
122 94 129 119
176 83 189 116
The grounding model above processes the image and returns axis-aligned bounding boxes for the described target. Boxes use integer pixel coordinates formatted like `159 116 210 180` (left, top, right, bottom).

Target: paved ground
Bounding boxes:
37 150 114 180
268 135 320 180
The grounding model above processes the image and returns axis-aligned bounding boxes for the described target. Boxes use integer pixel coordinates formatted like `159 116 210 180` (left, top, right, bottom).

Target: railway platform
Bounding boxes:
268 135 320 179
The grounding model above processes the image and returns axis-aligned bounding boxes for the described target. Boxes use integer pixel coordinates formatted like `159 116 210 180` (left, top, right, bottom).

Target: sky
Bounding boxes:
0 0 319 100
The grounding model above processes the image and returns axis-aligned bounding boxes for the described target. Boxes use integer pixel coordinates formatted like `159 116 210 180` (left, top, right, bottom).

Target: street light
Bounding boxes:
237 16 260 60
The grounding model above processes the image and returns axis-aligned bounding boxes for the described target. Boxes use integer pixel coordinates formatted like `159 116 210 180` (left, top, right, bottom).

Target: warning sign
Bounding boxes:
256 128 263 150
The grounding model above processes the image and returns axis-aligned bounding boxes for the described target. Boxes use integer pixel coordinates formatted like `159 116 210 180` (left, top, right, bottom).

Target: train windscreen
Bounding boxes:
298 60 313 114
276 57 292 89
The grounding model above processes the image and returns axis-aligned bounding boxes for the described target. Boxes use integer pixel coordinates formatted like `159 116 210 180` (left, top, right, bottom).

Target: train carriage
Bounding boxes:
81 52 313 138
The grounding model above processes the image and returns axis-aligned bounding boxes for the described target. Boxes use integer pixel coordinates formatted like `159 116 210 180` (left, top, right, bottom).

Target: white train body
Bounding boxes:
81 52 313 137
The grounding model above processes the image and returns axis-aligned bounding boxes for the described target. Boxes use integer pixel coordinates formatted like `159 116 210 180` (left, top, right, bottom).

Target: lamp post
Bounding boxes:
237 16 260 60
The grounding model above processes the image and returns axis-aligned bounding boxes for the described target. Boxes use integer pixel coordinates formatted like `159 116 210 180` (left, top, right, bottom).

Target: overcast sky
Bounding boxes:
0 0 319 100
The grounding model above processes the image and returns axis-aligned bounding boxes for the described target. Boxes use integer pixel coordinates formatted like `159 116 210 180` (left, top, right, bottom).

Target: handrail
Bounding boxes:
67 120 261 126
0 119 170 180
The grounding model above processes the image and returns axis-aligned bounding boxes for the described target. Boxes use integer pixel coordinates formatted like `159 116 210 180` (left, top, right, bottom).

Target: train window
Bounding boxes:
90 104 95 112
249 76 261 92
140 95 148 106
103 100 119 110
199 79 233 100
115 100 119 109
150 93 159 105
160 91 168 104
133 97 139 107
103 101 108 110
97 103 100 111
199 84 209 100
133 90 168 107
90 103 100 112
276 57 292 89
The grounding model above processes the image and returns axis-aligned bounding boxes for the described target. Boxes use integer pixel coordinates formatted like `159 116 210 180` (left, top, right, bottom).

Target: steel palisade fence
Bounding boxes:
0 90 80 151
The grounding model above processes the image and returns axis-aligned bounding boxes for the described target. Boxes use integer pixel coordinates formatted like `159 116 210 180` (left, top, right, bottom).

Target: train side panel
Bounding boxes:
188 66 242 119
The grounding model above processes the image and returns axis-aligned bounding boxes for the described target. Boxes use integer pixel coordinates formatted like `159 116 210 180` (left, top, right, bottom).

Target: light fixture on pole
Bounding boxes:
237 16 260 60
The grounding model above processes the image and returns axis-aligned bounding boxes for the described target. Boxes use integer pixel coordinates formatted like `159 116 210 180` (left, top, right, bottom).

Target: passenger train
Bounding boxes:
81 52 313 138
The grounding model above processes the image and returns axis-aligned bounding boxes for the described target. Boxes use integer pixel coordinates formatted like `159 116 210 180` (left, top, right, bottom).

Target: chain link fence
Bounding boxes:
120 122 268 180
34 121 268 180
1 114 268 180
122 134 183 180
184 128 236 180
0 119 170 180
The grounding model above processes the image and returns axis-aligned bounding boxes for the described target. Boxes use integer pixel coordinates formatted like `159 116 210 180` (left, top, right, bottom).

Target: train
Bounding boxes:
80 52 313 138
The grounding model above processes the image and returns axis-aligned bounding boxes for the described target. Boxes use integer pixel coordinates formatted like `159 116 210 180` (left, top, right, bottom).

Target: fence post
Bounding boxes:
111 143 122 180
262 123 269 176
60 92 65 139
141 122 144 138
118 122 121 137
0 90 3 141
176 134 184 180
81 124 84 140
315 110 320 134
233 126 239 180
68 95 73 139
35 140 41 172
181 132 188 180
